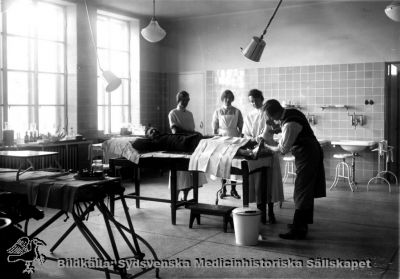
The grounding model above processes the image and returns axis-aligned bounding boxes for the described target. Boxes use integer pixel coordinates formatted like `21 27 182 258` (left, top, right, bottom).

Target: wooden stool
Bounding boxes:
186 203 236 232
283 155 296 183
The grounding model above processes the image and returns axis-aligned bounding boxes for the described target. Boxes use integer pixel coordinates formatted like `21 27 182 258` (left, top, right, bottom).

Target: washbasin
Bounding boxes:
317 139 330 147
331 140 376 153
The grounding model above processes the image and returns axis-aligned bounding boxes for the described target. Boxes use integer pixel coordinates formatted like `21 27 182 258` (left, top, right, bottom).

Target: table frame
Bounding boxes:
109 155 269 225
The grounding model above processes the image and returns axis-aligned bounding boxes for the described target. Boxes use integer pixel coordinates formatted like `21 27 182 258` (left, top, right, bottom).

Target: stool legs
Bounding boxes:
367 171 398 193
330 160 354 192
283 161 296 183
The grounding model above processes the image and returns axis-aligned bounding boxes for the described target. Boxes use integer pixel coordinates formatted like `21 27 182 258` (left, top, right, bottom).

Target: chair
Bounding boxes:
367 140 398 192
283 155 296 183
330 153 354 191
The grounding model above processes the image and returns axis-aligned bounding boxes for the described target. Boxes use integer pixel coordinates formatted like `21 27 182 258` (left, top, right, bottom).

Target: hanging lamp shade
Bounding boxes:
141 0 166 43
241 0 283 62
83 0 121 92
141 18 166 42
103 70 122 92
385 1 400 22
241 37 266 62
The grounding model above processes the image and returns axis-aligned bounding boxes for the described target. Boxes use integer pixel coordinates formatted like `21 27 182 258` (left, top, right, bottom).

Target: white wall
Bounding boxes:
158 1 400 72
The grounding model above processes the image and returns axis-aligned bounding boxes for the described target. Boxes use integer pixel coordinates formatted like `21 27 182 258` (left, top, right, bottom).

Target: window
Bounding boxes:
96 12 139 134
1 0 68 137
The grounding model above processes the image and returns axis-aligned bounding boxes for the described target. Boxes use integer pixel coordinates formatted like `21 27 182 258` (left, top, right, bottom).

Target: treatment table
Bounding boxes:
108 152 273 225
0 169 159 278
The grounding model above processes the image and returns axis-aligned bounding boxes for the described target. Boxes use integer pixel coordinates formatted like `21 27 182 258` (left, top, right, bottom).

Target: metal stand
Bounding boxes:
28 187 160 278
367 146 398 192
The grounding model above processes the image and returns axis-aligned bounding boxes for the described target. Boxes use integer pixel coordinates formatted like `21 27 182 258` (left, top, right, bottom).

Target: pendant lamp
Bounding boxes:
141 0 166 43
385 1 400 22
83 0 121 92
241 0 283 62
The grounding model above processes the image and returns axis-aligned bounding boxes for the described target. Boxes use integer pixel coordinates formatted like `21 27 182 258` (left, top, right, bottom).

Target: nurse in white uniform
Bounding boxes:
168 91 207 200
243 89 284 224
211 90 244 199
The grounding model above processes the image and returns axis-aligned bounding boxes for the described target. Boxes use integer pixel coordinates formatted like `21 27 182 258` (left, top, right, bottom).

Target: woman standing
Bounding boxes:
211 90 244 199
243 89 284 224
168 91 207 200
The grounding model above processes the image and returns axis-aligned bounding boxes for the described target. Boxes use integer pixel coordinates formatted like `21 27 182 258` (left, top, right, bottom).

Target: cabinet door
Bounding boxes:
168 72 205 134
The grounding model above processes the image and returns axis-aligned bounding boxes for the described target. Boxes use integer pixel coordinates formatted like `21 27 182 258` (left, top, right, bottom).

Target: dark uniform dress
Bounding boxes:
281 109 326 227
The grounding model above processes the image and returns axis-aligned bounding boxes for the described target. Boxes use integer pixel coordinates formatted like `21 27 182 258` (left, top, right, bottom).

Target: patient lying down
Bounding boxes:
132 127 268 159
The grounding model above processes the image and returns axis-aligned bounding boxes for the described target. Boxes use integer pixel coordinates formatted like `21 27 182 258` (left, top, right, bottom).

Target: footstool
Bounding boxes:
186 203 236 232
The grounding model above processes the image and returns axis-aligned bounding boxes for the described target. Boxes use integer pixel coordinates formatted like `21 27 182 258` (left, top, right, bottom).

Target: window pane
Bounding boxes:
97 49 110 72
8 72 33 105
38 41 64 72
7 0 35 36
39 106 65 134
97 77 107 105
110 51 129 78
8 106 29 134
111 79 129 105
38 74 64 105
37 3 65 41
97 17 109 48
109 19 129 51
98 106 109 133
7 37 33 71
110 106 128 134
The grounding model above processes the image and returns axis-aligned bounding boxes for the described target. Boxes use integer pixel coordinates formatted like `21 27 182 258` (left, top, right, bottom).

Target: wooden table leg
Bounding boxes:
193 172 199 203
134 166 140 208
241 162 249 207
170 170 177 225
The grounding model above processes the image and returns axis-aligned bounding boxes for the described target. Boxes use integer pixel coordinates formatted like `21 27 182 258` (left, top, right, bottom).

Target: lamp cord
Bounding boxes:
83 0 104 72
152 0 156 19
260 0 283 39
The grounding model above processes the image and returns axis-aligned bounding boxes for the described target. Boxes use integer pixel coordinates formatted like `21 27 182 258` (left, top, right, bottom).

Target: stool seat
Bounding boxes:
283 156 295 161
333 153 353 159
186 203 236 232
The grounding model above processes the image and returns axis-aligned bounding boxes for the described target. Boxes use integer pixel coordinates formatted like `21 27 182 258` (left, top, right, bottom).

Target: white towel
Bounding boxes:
102 137 140 164
189 137 249 178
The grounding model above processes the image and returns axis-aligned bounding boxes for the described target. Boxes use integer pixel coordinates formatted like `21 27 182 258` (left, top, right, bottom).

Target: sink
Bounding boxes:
331 140 376 153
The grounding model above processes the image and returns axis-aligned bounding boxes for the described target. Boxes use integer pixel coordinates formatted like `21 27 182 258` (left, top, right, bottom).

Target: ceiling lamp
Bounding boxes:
241 0 283 62
385 1 400 22
83 0 121 92
141 0 166 43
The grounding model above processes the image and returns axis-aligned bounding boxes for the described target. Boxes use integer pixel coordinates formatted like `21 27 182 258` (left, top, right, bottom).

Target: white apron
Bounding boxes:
218 109 240 137
218 109 240 181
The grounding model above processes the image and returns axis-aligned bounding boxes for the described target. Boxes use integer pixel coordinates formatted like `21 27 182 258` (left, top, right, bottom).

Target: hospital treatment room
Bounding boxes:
0 0 399 278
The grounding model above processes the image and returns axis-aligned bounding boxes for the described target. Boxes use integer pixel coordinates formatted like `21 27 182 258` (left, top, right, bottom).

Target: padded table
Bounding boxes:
109 152 272 225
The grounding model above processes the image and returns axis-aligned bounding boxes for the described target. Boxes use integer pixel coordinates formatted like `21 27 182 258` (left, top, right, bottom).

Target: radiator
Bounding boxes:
0 143 89 171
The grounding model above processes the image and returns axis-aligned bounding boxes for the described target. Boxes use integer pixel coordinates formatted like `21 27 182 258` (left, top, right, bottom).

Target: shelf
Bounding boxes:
321 105 349 111
283 104 302 109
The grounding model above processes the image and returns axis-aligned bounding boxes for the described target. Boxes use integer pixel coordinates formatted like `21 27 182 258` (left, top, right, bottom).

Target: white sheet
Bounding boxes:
188 137 250 178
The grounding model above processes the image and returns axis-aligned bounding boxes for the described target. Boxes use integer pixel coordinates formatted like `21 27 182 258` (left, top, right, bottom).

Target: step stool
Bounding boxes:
186 203 236 232
283 155 296 183
330 153 354 191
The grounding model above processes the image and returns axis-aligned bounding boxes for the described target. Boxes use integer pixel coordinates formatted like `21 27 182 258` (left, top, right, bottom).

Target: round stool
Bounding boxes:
282 156 296 183
330 153 354 191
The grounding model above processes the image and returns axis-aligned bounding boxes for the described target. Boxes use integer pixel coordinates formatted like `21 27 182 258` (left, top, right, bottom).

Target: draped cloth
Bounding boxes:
189 137 249 178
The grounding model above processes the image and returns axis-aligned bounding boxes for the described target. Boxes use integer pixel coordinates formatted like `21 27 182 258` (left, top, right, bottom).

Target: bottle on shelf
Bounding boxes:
24 132 29 143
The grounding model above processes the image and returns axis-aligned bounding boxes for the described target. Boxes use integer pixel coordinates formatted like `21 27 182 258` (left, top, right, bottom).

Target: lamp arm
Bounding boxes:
260 0 283 40
83 0 104 72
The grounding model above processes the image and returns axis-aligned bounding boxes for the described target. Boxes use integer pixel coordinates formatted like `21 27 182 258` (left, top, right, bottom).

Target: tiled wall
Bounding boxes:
205 62 386 183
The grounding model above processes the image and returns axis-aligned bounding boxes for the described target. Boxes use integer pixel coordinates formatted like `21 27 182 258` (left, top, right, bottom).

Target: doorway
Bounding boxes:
384 62 400 179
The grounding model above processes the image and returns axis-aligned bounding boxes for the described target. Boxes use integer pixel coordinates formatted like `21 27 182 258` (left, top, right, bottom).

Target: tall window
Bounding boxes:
1 0 67 136
97 12 139 134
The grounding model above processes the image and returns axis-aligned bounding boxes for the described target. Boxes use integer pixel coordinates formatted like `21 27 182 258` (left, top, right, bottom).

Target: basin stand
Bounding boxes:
350 153 359 189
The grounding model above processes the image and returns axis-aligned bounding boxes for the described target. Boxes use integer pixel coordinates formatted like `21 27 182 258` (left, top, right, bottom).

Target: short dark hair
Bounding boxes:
264 99 283 117
221 90 235 102
176 91 189 103
248 89 264 101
